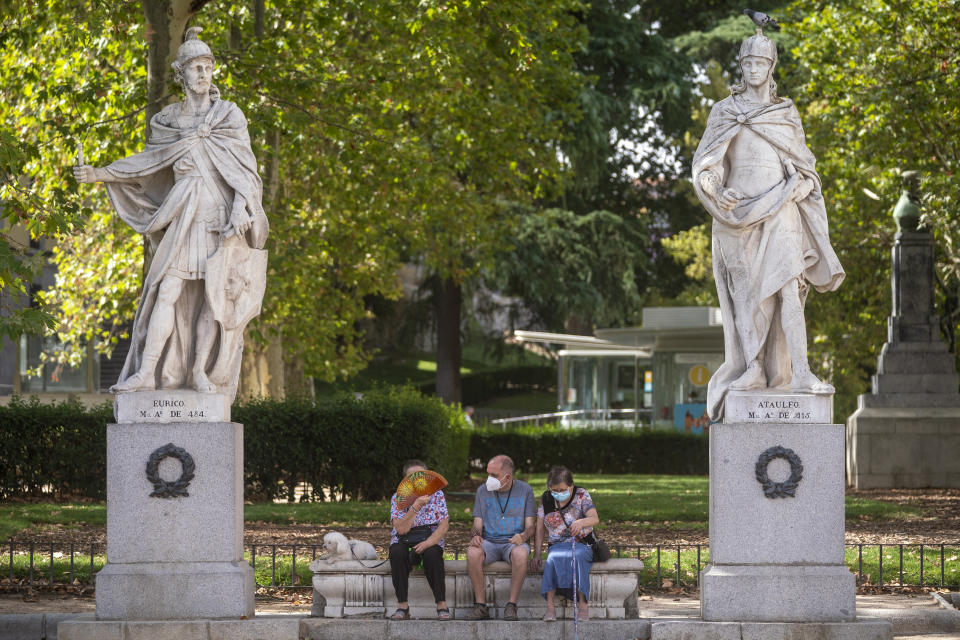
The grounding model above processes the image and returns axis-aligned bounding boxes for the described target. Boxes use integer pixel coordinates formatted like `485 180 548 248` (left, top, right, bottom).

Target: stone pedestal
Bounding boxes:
847 230 960 488
95 393 253 620
651 391 894 638
700 393 854 622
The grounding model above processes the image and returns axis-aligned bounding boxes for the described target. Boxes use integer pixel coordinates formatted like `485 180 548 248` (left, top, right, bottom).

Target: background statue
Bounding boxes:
691 28 844 421
74 27 268 400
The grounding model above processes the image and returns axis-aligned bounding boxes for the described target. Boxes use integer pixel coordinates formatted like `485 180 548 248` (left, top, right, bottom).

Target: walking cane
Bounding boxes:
571 535 579 640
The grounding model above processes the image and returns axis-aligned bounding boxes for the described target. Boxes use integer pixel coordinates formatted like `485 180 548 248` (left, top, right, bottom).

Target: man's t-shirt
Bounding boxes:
473 479 536 543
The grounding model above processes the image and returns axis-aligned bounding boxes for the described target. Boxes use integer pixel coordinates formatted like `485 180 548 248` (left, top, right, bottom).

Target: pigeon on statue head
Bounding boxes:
743 8 781 32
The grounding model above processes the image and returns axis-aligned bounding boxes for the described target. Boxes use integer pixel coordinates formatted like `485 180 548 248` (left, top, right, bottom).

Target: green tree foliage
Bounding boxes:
1 1 584 385
491 207 649 329
651 61 729 309
488 1 703 334
787 0 960 417
562 0 692 216
651 4 792 307
658 223 718 307
0 4 131 341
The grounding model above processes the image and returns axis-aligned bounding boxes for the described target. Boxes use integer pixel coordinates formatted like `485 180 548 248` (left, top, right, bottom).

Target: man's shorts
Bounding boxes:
482 539 530 565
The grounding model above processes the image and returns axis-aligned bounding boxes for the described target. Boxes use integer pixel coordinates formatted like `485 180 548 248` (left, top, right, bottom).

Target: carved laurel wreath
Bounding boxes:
145 443 195 498
754 445 803 499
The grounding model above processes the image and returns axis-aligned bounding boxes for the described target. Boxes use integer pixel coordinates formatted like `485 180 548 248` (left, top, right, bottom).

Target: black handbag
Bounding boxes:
398 524 433 547
584 533 612 562
398 525 434 566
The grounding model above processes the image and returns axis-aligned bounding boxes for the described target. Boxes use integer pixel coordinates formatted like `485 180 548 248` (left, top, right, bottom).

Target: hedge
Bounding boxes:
0 396 112 499
469 425 708 475
0 387 468 501
237 387 469 501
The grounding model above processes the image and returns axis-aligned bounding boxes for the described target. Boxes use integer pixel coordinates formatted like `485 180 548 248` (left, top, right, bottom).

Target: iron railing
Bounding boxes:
489 408 653 428
2 540 958 591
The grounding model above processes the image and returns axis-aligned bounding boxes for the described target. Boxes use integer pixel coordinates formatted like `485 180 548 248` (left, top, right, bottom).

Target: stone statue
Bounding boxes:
74 27 268 400
691 28 845 420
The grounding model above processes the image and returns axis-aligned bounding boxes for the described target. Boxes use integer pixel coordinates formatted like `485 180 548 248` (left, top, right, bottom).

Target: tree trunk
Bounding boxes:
236 124 293 398
564 311 593 336
139 0 199 279
253 0 265 38
239 331 285 399
434 276 462 404
282 348 312 398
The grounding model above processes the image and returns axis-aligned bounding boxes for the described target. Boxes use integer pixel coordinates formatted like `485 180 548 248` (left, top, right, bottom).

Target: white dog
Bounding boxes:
322 531 378 564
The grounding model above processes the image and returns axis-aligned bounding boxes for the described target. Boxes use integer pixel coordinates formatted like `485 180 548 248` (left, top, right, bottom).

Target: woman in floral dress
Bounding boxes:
530 466 600 620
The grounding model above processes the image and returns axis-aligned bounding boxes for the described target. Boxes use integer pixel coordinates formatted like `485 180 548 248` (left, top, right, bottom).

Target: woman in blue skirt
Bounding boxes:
529 466 600 621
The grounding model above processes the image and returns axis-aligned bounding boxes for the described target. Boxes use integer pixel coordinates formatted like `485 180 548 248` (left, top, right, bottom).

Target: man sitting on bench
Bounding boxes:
463 454 536 621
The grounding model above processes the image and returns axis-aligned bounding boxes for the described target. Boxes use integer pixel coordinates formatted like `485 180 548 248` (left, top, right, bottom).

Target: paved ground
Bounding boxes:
0 590 947 616
0 592 312 616
3 591 958 637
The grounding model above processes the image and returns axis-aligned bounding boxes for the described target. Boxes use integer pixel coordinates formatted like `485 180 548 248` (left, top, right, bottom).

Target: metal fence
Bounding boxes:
2 540 958 591
489 408 653 428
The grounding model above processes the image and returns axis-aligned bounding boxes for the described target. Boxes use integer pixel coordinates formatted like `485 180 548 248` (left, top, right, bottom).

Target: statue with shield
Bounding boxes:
74 27 268 400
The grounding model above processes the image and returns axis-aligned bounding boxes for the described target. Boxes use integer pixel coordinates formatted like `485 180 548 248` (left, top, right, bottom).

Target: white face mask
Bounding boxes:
485 475 502 492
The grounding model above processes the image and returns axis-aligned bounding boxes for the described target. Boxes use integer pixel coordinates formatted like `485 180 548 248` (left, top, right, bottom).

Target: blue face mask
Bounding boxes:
551 490 571 503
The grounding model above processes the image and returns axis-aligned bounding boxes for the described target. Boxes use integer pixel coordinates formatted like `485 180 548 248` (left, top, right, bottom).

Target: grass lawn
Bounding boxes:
0 503 106 541
3 476 955 590
1 474 920 540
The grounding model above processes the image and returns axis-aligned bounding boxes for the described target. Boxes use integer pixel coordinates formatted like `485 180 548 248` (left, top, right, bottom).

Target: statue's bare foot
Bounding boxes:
730 361 766 390
193 370 217 393
110 371 155 393
790 369 834 394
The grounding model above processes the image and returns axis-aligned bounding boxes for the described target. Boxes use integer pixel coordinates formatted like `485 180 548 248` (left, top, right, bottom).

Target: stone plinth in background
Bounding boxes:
847 229 960 489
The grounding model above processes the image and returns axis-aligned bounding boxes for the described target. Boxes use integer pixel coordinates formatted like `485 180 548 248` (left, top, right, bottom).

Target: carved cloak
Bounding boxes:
104 97 268 398
692 95 844 420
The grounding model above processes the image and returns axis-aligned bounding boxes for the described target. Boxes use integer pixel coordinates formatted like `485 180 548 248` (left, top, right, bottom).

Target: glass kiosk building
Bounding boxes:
514 307 724 432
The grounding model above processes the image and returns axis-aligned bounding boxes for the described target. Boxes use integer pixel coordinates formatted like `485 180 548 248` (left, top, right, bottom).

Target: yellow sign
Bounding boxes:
689 365 710 387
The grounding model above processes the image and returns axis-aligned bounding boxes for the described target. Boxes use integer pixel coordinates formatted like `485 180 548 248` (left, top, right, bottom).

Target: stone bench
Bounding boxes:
309 557 644 620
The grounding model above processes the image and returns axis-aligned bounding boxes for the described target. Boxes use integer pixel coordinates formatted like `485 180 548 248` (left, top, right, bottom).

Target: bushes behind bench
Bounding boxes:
239 387 470 501
469 425 708 475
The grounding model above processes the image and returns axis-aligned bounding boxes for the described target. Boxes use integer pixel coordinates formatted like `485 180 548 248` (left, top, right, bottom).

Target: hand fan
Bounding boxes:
396 469 448 510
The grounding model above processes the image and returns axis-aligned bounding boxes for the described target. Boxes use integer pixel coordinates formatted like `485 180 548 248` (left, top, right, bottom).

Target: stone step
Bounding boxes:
859 607 960 637
858 393 960 409
877 352 957 375
300 618 652 640
888 318 941 344
872 372 959 395
53 615 302 640
34 602 960 640
880 339 949 353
